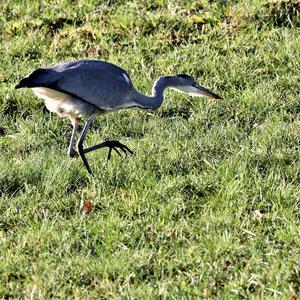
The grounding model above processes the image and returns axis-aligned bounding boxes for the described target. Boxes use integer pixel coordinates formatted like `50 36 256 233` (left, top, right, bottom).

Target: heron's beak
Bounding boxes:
192 84 222 100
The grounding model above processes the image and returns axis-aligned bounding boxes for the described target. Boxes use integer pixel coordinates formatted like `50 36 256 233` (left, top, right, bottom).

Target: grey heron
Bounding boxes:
15 60 222 175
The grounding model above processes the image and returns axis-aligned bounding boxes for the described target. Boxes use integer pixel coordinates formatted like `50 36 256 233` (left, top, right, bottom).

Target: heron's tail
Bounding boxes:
15 80 27 89
15 68 57 89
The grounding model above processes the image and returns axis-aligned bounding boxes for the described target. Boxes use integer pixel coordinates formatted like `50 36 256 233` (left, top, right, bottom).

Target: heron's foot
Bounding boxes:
82 140 133 160
77 140 133 176
105 141 134 160
68 148 79 158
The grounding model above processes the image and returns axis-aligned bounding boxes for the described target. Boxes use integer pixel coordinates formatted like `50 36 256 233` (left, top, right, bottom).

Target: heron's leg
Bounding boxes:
83 140 133 160
67 124 78 158
77 115 96 175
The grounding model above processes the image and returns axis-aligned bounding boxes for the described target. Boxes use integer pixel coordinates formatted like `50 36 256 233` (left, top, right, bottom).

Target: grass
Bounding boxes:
1 0 300 298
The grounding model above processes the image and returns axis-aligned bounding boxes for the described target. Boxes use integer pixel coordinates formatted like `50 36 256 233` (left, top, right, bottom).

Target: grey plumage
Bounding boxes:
16 59 222 175
16 60 136 110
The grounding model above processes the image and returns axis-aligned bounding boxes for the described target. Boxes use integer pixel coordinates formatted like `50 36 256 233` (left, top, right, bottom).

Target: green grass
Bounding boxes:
1 0 300 298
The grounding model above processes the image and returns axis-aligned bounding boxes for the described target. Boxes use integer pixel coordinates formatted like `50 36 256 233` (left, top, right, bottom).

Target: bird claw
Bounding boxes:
106 141 133 160
79 140 133 175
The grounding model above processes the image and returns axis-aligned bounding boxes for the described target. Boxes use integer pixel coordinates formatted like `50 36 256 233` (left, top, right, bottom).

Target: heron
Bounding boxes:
15 60 222 175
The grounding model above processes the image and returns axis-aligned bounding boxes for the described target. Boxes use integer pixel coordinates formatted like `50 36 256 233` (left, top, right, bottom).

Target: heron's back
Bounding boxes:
17 60 136 111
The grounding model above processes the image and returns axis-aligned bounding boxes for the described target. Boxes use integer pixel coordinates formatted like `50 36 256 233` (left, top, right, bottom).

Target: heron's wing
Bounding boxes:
18 60 135 110
53 61 134 109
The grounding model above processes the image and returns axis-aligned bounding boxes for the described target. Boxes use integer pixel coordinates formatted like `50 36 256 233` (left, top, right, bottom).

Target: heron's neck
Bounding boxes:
132 76 179 110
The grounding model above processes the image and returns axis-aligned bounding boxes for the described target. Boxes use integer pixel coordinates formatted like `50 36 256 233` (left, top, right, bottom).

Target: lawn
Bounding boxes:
1 0 300 298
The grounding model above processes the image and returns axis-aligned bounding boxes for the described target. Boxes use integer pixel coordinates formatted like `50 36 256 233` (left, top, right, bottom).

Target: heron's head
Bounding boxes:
171 73 222 99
